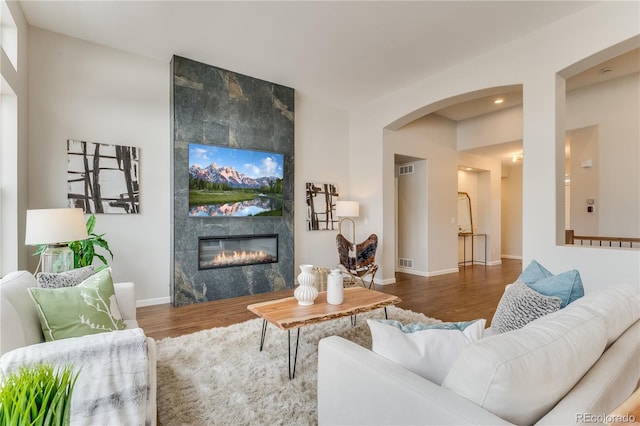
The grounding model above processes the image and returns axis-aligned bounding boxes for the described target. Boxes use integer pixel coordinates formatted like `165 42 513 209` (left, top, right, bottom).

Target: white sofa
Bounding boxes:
0 270 157 426
318 283 640 425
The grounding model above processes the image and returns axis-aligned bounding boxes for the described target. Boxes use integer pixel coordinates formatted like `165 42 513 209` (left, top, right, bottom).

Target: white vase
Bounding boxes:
294 264 318 305
327 269 344 305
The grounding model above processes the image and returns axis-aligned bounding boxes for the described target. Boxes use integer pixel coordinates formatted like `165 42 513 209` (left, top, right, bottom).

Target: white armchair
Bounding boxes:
1 270 144 351
0 270 157 425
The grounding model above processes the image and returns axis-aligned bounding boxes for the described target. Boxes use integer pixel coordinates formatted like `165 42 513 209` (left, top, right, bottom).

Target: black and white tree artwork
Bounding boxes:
67 139 140 214
306 182 338 230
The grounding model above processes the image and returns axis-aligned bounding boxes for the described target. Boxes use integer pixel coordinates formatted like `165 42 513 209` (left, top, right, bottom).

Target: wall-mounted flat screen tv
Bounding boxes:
188 143 284 217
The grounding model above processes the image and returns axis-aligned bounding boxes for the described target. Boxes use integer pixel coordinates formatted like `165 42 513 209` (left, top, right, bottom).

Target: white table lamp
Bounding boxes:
25 208 88 273
336 201 359 243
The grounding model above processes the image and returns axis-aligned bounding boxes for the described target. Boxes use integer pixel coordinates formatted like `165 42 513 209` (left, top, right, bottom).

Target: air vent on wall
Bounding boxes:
398 258 413 268
399 164 414 175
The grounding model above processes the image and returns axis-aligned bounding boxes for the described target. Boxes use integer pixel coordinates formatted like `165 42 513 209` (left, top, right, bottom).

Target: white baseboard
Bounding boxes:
137 296 170 307
396 267 467 278
501 254 523 260
395 267 460 278
459 259 503 268
374 277 397 285
427 268 459 277
395 268 428 277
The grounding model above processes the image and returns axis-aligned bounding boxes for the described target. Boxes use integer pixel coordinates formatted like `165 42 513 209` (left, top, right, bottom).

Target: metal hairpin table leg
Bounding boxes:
351 307 388 327
259 319 268 351
288 328 301 380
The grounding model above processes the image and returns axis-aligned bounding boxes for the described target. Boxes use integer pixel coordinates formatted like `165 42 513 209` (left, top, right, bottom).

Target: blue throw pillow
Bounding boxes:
518 260 553 285
527 269 584 308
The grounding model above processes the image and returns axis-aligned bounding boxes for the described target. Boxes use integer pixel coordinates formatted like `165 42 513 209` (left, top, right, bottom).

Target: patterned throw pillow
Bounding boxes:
491 281 562 333
28 268 125 341
36 265 96 288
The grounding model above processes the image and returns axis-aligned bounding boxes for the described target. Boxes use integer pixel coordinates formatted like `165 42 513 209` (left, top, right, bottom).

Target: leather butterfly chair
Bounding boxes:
336 233 379 289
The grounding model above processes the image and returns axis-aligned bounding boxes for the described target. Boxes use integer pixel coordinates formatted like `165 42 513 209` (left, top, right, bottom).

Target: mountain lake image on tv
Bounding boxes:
188 144 284 217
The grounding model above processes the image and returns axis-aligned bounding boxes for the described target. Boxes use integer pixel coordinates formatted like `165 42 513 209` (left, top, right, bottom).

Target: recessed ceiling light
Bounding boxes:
494 98 504 104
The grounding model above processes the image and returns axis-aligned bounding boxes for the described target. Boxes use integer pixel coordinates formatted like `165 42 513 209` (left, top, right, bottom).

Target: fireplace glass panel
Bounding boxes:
198 234 278 270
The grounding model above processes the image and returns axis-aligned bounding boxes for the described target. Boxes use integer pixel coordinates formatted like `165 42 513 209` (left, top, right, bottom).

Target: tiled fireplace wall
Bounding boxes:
170 56 295 306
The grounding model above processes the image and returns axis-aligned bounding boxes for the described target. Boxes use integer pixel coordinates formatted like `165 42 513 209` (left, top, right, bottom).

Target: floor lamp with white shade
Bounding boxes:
336 201 359 243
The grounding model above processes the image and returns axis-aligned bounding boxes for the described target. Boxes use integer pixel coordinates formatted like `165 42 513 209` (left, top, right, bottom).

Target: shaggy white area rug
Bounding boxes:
156 305 439 426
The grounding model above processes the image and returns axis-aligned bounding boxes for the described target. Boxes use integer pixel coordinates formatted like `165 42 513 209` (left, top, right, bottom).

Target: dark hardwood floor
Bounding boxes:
137 258 522 340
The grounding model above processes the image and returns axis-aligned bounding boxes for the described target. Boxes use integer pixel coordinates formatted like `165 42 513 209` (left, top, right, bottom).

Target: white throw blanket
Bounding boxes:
0 328 149 426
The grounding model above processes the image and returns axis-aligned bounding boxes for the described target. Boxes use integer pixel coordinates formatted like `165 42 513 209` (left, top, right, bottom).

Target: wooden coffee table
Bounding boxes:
247 287 400 379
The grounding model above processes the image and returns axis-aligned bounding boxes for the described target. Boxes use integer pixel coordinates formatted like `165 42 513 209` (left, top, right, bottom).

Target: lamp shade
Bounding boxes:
335 201 360 218
25 208 88 245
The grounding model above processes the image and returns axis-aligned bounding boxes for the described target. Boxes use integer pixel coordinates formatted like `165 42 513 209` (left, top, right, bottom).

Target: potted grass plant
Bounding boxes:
0 363 79 426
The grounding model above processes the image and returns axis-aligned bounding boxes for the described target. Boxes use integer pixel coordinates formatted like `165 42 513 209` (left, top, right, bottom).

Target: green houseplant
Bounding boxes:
67 214 113 269
35 214 113 270
0 363 79 426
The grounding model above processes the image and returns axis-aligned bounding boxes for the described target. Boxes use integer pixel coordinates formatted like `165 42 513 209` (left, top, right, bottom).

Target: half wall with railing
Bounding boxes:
565 230 640 249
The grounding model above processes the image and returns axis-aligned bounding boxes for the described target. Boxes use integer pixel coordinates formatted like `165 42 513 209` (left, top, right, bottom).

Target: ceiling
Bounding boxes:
17 1 636 167
19 0 596 111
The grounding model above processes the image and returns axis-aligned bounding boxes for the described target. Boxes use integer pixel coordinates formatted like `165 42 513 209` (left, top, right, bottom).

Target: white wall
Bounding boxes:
396 159 427 275
1 0 28 276
501 164 523 258
384 115 458 277
457 106 523 150
456 72 639 252
294 95 351 270
457 152 502 265
385 114 504 275
27 28 170 302
349 1 640 290
566 73 640 238
26 28 351 303
567 126 599 235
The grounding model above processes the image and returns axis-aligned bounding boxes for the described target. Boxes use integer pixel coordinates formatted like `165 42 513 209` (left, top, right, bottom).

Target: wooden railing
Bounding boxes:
565 230 640 248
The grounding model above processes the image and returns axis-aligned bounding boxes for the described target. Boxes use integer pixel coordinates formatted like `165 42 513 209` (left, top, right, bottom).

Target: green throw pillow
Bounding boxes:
28 268 126 341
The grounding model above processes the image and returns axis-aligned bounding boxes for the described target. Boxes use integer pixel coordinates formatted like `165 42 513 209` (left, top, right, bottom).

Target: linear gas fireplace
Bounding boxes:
198 234 278 270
